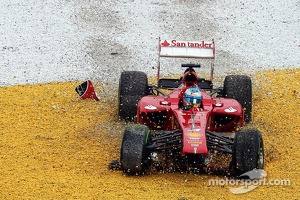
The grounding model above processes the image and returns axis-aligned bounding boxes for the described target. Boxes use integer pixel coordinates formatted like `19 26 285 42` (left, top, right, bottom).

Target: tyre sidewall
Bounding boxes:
232 129 264 175
120 124 151 175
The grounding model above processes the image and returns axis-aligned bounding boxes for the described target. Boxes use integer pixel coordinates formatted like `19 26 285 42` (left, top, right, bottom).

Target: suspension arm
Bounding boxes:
206 130 233 154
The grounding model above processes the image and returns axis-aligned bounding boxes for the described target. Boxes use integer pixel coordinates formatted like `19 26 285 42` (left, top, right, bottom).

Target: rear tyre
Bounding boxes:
118 71 148 121
223 75 252 123
231 129 264 175
120 124 151 175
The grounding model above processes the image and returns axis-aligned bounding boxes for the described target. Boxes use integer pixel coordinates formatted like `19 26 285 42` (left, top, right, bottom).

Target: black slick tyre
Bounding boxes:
118 71 148 121
120 124 151 175
231 129 264 175
223 75 252 123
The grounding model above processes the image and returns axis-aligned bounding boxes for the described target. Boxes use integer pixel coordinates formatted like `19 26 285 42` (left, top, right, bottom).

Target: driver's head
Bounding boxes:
183 87 202 108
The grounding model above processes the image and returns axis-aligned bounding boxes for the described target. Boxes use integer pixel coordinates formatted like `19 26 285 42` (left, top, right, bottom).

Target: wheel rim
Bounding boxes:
258 151 264 168
257 138 264 169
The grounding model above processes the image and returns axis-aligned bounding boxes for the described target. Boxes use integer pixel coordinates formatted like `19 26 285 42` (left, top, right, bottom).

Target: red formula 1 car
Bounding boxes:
114 39 264 176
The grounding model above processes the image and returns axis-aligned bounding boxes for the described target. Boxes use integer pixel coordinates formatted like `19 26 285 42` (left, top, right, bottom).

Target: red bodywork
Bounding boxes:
137 38 244 157
137 83 244 157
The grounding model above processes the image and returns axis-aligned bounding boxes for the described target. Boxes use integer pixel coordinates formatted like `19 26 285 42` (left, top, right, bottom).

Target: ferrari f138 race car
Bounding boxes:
114 39 264 176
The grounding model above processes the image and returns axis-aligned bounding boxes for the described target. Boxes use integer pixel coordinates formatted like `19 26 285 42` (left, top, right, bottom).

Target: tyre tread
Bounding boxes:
224 75 252 123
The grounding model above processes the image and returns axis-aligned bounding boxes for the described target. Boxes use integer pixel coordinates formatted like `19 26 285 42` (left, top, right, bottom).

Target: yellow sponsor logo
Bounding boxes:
188 132 202 137
188 141 203 144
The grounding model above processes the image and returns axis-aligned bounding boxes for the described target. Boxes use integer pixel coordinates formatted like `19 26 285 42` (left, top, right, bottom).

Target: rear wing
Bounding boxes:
157 38 215 84
159 39 215 58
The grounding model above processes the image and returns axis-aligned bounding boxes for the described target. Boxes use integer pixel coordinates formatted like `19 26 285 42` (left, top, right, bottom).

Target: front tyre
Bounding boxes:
231 129 264 175
120 124 151 175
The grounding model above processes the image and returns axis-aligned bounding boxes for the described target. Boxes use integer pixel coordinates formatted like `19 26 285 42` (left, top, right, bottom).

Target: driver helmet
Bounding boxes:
183 87 202 108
